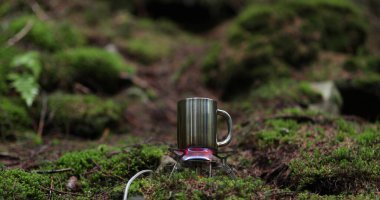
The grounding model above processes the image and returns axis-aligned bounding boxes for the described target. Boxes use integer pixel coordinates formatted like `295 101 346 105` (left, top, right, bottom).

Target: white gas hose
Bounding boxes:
123 170 153 200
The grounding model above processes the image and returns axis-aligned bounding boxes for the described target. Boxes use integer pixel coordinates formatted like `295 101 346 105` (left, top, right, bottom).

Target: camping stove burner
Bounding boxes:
173 147 215 162
169 147 236 178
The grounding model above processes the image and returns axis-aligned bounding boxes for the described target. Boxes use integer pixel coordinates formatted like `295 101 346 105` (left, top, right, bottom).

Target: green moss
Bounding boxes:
256 119 301 148
0 98 31 137
250 79 323 105
122 33 173 64
0 169 49 200
344 56 380 73
215 58 291 100
3 15 85 51
42 145 164 198
234 0 367 54
201 44 221 86
41 47 135 93
211 0 368 99
227 25 248 45
278 107 323 117
0 145 164 199
46 93 123 138
296 192 378 199
127 172 269 200
202 44 221 72
355 128 380 145
289 127 380 194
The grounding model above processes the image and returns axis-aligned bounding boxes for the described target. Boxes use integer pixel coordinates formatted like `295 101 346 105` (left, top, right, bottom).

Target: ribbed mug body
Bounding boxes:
177 98 217 150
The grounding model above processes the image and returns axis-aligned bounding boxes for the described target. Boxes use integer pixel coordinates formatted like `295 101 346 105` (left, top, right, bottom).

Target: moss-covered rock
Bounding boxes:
46 93 123 138
41 47 135 93
0 169 50 200
2 15 85 51
204 0 368 99
234 0 368 54
0 98 31 137
249 79 323 106
123 34 173 64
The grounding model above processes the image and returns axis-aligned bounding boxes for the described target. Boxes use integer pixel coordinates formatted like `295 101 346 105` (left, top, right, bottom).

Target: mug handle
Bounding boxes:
216 109 232 147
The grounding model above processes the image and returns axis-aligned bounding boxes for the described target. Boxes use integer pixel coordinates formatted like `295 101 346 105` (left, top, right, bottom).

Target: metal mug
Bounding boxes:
177 97 232 150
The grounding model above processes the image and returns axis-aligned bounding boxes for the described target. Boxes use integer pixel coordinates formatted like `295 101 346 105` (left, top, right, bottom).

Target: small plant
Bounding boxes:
7 51 41 107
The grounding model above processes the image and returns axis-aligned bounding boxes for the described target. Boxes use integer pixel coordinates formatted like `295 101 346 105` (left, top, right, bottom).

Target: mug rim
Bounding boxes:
178 97 216 103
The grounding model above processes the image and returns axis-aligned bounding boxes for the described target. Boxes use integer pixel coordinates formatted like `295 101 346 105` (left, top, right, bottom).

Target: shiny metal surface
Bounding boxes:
177 97 232 150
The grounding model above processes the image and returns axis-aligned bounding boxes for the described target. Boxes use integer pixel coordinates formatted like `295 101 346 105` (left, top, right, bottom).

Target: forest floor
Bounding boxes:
1 1 380 199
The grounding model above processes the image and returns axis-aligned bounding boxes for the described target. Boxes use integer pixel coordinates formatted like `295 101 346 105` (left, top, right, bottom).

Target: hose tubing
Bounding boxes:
123 170 153 200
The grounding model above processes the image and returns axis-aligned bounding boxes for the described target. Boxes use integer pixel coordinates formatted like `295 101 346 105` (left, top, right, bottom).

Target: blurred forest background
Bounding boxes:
0 0 380 199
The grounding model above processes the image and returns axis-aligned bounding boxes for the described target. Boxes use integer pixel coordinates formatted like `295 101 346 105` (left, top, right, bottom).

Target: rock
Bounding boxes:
3 15 85 51
309 81 342 115
0 98 31 137
66 176 81 192
156 155 177 173
202 0 369 100
40 47 135 94
44 93 124 138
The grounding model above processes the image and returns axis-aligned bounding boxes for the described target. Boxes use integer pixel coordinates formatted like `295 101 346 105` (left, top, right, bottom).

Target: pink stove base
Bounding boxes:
173 147 215 162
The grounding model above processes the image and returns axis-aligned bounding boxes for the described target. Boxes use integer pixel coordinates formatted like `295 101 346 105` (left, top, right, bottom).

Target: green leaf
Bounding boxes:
10 52 41 78
9 74 39 107
7 52 41 107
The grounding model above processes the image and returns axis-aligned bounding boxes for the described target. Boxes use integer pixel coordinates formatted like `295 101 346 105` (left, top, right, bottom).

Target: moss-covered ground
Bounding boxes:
1 0 380 199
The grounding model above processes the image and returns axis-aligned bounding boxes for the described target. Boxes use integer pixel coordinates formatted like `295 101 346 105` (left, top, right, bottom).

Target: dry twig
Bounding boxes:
26 0 49 21
6 20 34 46
37 93 48 138
32 168 73 174
40 186 80 196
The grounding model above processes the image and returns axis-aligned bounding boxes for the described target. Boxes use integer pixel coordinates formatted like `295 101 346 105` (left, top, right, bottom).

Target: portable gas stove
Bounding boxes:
169 147 236 178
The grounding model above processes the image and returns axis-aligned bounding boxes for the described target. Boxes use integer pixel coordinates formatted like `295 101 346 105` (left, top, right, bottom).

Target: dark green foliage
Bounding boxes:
0 169 49 200
234 0 368 54
203 0 368 99
250 79 323 105
0 46 21 94
201 44 222 87
41 47 135 93
124 0 238 32
123 34 173 64
3 15 85 51
46 93 123 138
344 56 380 73
0 98 31 136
